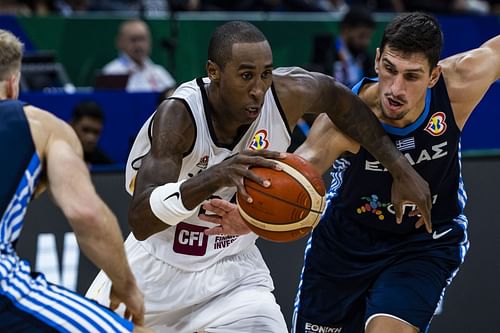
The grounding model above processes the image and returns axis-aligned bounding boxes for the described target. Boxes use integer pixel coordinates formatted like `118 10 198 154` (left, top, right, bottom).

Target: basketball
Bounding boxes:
236 153 326 242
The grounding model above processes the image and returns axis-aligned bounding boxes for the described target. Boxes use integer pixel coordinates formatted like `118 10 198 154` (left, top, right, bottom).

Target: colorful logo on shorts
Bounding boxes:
249 129 269 150
356 194 390 221
424 112 447 136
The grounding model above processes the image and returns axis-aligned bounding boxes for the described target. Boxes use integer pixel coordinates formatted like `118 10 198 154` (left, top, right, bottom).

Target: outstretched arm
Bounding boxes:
440 35 500 129
274 68 433 232
26 107 145 326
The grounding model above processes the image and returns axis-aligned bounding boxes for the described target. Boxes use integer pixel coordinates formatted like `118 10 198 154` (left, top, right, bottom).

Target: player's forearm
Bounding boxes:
325 86 403 173
71 200 136 290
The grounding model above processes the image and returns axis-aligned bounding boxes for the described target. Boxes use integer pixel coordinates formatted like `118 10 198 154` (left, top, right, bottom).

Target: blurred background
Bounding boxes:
1 2 498 331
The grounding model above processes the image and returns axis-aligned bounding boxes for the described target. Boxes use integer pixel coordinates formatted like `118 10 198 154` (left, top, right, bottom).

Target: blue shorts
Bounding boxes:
0 255 133 333
292 207 468 333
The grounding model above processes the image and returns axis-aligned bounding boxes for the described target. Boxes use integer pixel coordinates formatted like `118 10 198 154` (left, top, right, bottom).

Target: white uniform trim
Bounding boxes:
365 313 419 332
123 77 291 271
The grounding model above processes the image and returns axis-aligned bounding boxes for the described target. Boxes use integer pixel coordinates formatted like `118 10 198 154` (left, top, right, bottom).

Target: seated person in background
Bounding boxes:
310 6 376 87
102 19 176 92
70 100 114 165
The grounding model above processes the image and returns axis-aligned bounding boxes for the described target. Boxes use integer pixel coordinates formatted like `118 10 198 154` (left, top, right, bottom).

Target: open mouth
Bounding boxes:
387 97 404 108
245 106 260 118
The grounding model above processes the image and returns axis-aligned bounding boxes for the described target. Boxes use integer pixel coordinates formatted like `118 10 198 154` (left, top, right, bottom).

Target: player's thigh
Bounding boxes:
366 253 461 333
204 286 287 333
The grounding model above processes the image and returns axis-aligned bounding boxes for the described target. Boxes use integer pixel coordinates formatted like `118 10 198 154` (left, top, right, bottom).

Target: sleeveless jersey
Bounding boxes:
327 76 467 234
125 77 291 270
0 100 41 254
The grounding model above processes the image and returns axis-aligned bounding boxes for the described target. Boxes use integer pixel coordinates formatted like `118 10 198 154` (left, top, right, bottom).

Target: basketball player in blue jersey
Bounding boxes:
86 21 433 332
291 13 500 333
0 29 151 332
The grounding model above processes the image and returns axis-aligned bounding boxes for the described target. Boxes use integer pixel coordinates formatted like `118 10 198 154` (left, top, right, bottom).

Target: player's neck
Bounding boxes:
205 84 241 144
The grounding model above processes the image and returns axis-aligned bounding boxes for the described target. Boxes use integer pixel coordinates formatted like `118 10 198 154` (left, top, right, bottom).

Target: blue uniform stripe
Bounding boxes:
49 284 133 332
0 154 41 245
291 235 313 333
0 258 132 332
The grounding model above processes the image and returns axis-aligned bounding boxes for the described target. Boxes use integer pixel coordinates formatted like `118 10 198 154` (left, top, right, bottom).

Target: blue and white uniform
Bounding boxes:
0 100 133 332
292 76 469 333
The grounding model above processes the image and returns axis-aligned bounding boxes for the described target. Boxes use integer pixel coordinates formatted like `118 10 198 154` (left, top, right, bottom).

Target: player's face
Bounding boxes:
218 41 273 123
375 46 440 125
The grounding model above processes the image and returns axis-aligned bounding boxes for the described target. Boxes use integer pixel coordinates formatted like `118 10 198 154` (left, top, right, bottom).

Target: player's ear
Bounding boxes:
206 60 220 82
428 65 441 88
374 48 381 74
6 73 19 99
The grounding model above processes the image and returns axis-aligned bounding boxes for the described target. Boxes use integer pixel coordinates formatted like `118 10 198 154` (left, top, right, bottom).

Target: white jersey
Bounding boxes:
125 77 291 271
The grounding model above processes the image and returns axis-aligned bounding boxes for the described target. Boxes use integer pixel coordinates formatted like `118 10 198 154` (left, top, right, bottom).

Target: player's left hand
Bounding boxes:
200 198 252 236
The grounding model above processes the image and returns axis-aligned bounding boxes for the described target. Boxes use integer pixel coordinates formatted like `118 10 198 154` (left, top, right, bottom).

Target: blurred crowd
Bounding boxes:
0 0 498 15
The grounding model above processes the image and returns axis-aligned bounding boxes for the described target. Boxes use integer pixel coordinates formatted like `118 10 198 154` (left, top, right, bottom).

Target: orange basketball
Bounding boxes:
237 153 326 242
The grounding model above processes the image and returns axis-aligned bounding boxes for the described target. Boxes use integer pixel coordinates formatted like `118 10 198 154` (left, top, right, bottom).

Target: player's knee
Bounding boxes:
365 314 419 333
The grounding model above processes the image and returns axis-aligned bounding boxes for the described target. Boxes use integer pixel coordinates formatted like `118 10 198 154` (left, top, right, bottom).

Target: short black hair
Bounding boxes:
72 100 104 122
380 12 443 69
208 21 268 69
340 7 375 30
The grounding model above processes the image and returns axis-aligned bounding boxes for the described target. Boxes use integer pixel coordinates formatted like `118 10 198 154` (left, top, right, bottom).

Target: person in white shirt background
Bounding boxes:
102 19 176 92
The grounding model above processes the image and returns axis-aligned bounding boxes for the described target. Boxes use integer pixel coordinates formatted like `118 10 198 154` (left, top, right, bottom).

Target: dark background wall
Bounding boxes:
17 158 500 332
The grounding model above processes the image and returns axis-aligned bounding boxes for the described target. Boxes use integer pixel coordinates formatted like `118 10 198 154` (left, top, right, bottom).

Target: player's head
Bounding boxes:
375 12 443 122
71 100 105 154
206 21 273 124
0 29 23 100
117 19 151 66
340 7 375 56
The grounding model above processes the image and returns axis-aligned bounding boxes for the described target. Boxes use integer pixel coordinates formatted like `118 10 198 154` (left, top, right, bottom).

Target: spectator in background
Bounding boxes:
310 7 376 88
102 19 176 93
70 100 114 165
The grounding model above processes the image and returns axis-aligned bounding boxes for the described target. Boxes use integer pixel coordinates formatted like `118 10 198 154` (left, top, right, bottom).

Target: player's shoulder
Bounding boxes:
272 66 334 101
23 105 80 158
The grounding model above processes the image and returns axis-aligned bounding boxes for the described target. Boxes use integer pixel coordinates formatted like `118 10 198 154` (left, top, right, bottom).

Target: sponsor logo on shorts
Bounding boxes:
304 322 343 333
173 222 208 256
249 129 269 150
213 235 238 249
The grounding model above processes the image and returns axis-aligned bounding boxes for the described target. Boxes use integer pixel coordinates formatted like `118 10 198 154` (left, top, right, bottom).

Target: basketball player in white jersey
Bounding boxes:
86 21 433 332
0 29 150 332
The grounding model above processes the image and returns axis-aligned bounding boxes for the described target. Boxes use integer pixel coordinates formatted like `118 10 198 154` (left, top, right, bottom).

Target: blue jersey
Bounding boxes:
292 76 469 333
327 75 466 234
0 100 133 332
0 100 41 250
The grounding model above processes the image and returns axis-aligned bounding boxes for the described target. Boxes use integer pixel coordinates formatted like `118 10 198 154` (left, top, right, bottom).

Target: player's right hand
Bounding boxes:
211 149 284 203
109 281 145 326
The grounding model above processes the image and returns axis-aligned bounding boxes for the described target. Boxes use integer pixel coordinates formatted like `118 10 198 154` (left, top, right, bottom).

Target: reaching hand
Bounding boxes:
109 281 145 326
200 198 252 236
209 150 284 204
391 164 432 233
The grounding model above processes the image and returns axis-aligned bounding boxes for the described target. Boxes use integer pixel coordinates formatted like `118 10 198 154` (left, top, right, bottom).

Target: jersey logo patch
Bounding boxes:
196 155 209 169
173 222 208 256
356 194 390 221
424 112 447 136
249 129 269 150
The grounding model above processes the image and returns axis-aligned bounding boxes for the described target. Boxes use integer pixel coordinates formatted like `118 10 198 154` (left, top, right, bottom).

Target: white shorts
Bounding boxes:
86 235 287 333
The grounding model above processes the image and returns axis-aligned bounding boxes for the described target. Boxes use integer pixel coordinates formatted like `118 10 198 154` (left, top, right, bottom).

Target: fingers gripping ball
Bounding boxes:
237 153 326 242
